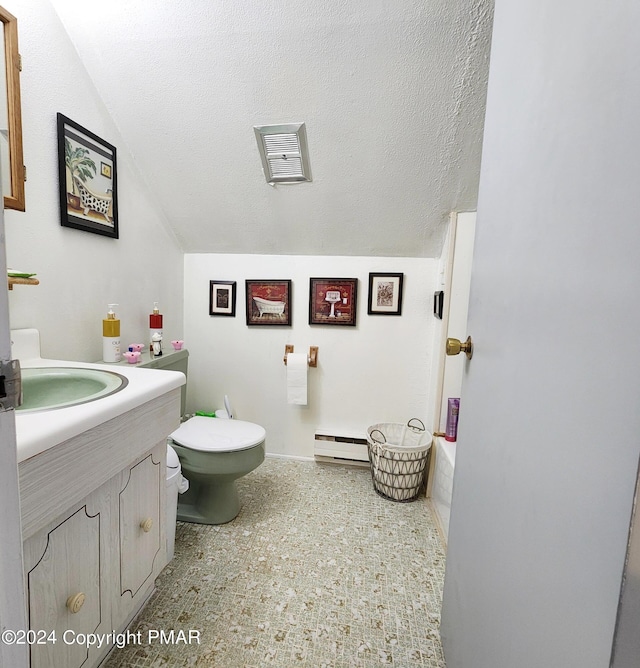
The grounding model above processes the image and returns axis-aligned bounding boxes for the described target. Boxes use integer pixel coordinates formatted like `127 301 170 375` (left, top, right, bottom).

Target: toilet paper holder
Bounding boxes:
284 344 318 368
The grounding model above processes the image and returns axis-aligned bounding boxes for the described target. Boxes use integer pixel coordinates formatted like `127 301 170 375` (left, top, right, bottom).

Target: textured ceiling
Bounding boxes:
49 0 494 258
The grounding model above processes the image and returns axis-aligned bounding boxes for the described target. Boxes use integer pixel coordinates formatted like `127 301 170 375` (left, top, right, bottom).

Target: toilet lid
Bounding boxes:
170 416 266 452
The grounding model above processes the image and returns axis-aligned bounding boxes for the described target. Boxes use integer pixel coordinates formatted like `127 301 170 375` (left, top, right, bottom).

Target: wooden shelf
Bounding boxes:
8 276 39 290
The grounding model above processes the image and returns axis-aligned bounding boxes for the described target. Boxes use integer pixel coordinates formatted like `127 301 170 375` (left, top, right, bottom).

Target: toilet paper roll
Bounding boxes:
286 352 308 405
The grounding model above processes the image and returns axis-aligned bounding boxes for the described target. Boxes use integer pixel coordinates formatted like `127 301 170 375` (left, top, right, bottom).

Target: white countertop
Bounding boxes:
15 357 185 463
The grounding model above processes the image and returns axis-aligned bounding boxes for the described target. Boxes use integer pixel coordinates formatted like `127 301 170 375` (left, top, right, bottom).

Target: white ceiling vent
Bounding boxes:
254 123 312 185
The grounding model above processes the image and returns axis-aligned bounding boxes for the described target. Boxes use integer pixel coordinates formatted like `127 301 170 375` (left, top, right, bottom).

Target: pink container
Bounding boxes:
123 351 141 364
171 340 184 350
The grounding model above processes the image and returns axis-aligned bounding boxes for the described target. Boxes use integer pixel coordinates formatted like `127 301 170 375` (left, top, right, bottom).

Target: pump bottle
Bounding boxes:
103 304 121 363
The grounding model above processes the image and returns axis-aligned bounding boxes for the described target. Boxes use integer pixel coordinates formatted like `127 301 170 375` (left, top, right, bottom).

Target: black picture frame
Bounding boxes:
245 279 292 326
309 277 358 326
433 290 444 319
209 280 236 316
367 273 404 315
57 113 119 238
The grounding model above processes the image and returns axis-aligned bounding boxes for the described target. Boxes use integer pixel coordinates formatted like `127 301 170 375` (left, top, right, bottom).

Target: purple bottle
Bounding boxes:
445 398 460 442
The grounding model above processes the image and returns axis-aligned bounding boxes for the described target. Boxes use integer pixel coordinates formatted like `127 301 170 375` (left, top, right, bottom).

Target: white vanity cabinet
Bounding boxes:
116 450 163 623
18 388 180 668
23 485 112 668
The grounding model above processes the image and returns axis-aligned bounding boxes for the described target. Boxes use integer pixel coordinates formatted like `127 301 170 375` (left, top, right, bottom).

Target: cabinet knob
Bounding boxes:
140 518 154 533
66 592 86 614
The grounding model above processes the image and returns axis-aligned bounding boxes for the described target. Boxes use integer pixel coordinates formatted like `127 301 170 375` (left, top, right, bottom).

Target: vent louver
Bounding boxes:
254 123 312 184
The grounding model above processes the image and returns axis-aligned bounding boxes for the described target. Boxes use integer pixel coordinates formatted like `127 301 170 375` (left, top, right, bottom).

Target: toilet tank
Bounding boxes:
138 349 189 416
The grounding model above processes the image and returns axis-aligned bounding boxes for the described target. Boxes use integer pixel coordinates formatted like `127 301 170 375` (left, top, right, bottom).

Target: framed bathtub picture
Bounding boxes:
367 272 404 315
309 277 358 326
245 279 292 326
209 280 236 316
57 113 119 238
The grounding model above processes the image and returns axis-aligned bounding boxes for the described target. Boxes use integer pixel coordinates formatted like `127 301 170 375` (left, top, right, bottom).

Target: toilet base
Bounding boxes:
177 478 241 525
171 440 265 525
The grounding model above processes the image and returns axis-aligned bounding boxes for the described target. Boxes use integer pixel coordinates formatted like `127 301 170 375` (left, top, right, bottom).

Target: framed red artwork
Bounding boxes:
245 279 292 326
309 277 358 326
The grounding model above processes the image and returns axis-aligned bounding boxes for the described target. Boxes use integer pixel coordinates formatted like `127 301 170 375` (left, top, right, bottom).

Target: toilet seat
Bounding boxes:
171 416 266 452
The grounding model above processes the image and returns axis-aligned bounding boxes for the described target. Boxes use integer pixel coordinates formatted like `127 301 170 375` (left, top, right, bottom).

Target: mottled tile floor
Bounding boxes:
104 457 447 667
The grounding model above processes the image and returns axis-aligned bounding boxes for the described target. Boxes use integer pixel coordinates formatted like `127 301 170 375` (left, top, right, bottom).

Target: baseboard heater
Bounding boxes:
314 428 370 467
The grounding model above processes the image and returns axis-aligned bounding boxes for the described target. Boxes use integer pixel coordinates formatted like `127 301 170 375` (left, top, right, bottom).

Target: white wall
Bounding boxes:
3 0 183 361
184 254 438 458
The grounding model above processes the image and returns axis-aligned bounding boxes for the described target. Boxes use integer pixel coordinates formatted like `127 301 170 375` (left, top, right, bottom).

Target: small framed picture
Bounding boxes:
309 278 358 326
209 281 236 316
246 280 292 326
368 273 404 316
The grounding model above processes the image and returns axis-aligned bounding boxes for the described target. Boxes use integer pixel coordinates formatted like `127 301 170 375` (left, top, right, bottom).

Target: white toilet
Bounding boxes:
140 349 265 524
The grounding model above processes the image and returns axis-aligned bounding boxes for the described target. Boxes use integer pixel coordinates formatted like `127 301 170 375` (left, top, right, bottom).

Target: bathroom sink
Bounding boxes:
17 367 128 412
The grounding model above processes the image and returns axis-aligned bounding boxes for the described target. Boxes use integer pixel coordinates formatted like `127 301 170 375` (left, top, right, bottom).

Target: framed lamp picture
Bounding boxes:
309 277 358 326
209 280 236 316
367 272 404 315
245 279 292 326
57 113 119 238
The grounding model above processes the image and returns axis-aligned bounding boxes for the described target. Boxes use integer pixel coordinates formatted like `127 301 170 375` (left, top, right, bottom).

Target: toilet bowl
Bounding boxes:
139 349 266 524
170 416 265 524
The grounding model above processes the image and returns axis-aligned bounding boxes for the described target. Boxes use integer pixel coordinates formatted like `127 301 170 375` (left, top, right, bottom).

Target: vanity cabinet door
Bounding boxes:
117 448 165 619
24 489 111 668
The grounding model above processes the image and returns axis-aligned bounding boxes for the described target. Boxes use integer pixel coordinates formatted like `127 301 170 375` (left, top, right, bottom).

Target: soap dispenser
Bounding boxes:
103 304 121 363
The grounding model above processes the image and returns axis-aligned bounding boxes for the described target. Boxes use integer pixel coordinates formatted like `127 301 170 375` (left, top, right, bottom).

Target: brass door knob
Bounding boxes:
66 592 86 614
446 336 473 360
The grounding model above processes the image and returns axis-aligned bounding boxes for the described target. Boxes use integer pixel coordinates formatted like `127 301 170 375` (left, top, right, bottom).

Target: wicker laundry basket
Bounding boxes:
366 419 433 502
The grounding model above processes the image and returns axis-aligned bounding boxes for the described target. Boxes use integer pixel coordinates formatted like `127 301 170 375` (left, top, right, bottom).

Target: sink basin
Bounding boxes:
17 367 128 412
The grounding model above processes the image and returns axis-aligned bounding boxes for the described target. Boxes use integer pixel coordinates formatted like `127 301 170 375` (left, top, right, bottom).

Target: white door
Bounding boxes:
0 189 28 663
610 462 640 668
440 1 640 667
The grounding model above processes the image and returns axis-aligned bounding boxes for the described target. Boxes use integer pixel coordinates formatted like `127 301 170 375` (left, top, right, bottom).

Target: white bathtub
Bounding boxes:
431 437 456 542
253 296 285 317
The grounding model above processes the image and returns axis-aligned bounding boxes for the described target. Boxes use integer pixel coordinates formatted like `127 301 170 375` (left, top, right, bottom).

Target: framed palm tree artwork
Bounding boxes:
57 113 119 238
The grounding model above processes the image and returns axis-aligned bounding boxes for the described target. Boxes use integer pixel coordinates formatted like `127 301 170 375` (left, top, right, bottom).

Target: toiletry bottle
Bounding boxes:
445 398 460 442
149 301 163 352
103 304 121 363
